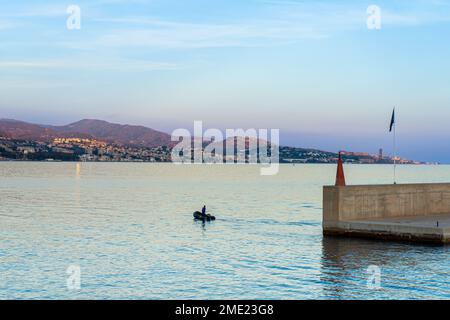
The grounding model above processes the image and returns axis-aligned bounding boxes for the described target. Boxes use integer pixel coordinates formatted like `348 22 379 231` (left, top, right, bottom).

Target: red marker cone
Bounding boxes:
335 151 346 186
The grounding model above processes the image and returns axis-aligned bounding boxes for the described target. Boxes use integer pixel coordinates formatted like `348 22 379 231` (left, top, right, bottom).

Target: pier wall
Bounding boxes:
323 183 450 221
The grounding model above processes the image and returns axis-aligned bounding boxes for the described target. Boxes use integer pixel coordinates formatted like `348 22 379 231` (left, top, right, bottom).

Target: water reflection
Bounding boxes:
320 236 449 299
76 162 81 177
193 219 207 232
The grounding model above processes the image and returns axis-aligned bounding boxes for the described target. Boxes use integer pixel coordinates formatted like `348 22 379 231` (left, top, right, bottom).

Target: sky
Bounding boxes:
0 0 450 162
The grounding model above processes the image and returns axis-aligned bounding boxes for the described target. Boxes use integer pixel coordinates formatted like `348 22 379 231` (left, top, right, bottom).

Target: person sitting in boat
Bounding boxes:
201 205 206 216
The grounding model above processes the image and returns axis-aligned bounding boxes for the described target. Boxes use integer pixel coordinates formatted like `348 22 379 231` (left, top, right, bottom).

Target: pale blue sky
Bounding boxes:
1 0 450 162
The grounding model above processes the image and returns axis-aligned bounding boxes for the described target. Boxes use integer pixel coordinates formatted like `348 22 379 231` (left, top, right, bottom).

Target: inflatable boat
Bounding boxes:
193 211 216 221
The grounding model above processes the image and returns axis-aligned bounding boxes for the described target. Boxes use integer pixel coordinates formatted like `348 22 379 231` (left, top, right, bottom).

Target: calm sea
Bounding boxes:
0 162 449 300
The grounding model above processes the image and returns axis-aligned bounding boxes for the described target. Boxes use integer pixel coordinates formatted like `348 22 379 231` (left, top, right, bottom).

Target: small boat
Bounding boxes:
193 211 216 221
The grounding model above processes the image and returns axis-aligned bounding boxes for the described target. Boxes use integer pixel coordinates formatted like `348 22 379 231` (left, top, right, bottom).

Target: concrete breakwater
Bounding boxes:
323 183 450 244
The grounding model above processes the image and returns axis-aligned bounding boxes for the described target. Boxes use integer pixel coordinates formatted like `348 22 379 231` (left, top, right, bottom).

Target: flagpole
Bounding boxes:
393 107 397 184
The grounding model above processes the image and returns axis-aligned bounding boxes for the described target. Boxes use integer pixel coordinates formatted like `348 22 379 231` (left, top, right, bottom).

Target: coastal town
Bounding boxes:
0 137 171 162
0 136 427 164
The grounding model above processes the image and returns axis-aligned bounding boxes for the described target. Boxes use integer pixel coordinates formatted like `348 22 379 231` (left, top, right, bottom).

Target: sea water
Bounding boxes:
0 163 449 299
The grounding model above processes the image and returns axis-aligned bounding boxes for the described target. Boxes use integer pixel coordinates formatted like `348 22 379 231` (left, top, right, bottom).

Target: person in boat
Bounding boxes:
201 205 206 217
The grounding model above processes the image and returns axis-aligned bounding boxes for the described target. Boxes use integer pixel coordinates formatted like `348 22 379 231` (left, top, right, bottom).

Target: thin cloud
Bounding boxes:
0 79 70 89
5 1 450 52
0 59 179 71
0 5 67 18
88 17 327 49
85 1 450 50
0 20 16 30
259 0 450 27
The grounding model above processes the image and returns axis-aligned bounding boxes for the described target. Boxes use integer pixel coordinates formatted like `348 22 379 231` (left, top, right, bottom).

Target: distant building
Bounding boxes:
52 147 74 154
341 151 370 157
17 146 35 154
378 148 383 161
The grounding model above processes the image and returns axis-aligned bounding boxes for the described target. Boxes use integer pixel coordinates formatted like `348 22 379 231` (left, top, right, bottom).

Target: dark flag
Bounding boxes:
389 108 395 132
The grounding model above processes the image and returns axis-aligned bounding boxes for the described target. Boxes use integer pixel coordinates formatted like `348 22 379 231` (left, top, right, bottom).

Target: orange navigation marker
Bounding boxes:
335 151 346 186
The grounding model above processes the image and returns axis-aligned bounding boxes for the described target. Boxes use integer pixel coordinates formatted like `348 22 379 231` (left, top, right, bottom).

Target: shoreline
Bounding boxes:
0 160 445 165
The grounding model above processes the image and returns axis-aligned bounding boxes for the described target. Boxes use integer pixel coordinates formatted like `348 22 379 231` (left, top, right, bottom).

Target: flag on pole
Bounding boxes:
390 107 397 184
389 108 395 132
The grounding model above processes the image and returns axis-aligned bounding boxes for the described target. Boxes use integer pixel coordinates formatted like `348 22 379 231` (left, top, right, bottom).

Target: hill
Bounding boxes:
49 119 172 148
0 119 172 148
0 119 91 141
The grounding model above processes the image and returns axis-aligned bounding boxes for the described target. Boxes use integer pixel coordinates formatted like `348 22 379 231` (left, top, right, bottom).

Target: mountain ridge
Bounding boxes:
0 118 172 148
0 118 92 141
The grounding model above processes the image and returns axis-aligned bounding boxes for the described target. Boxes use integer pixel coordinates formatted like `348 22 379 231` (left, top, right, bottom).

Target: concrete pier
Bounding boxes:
323 183 450 244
